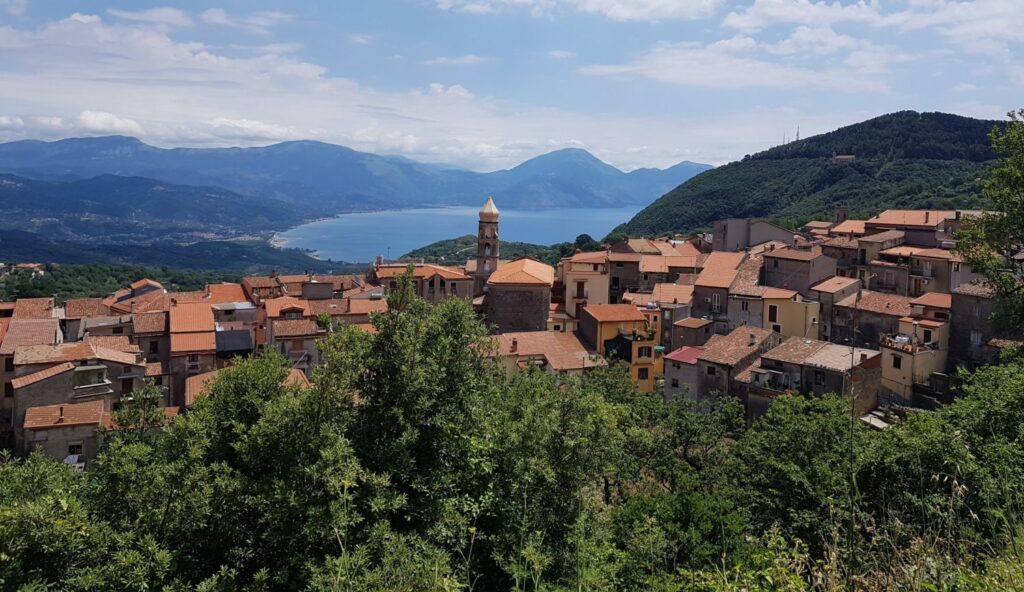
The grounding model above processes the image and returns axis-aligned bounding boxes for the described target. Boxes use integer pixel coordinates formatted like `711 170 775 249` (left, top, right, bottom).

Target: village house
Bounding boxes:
623 283 694 348
864 209 955 247
63 298 113 340
20 400 107 467
761 246 837 297
692 326 783 401
949 280 1003 369
578 304 662 392
831 290 914 348
820 236 859 278
671 317 714 351
1 318 62 438
560 250 610 322
712 218 796 252
879 293 953 404
373 263 474 303
485 257 555 333
809 276 861 341
168 301 217 405
761 288 821 339
490 331 603 376
663 345 705 402
691 251 747 334
829 218 868 238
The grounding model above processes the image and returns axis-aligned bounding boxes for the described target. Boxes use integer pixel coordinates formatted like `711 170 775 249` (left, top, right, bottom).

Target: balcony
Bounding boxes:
909 267 935 278
573 288 589 300
880 334 940 353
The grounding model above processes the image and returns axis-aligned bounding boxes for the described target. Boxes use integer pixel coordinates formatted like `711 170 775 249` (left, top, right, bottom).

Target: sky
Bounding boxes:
0 1 1020 171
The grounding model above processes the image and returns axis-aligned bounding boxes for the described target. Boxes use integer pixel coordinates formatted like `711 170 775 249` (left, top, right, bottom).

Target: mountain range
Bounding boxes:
616 111 1001 237
0 136 712 212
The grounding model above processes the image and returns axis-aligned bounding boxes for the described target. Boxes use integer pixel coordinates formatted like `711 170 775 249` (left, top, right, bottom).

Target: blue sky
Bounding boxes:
0 1 1020 170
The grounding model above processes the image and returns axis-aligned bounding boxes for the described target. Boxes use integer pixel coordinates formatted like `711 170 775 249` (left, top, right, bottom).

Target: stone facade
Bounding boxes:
486 286 551 333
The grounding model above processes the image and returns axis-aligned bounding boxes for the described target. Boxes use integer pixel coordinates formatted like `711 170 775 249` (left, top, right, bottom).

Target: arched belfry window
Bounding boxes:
484 260 491 273
484 243 491 257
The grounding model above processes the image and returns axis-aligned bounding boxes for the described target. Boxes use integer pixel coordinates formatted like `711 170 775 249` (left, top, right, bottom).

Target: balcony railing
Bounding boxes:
880 334 940 353
909 267 935 278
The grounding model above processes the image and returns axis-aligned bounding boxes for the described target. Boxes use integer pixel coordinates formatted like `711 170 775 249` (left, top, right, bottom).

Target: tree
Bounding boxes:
574 234 601 251
956 108 1024 328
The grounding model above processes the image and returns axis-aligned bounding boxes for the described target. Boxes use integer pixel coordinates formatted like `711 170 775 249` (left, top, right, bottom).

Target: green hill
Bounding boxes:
401 234 573 266
616 111 1003 236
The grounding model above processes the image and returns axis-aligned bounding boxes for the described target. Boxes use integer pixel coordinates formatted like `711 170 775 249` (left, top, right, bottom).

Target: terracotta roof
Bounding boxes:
867 209 954 228
314 275 358 291
170 332 216 353
811 276 859 294
988 338 1024 349
272 319 323 338
185 367 311 406
495 331 601 372
353 322 378 334
836 290 914 317
910 292 952 309
169 302 215 333
243 276 279 289
762 337 829 365
624 238 661 254
84 335 140 354
11 362 75 390
0 317 9 345
569 251 608 264
376 263 471 281
899 316 945 328
0 319 61 355
307 299 349 316
348 299 388 315
64 298 112 320
672 241 703 258
729 255 766 297
23 400 104 430
487 258 555 286
761 287 798 299
880 246 926 257
168 291 207 303
145 361 167 377
762 247 821 261
695 267 739 289
702 251 747 271
665 345 704 364
13 298 54 319
130 278 163 291
108 289 171 314
621 292 654 306
639 255 670 274
823 236 858 249
699 326 776 367
132 312 167 334
264 296 311 318
953 280 995 298
858 229 905 243
802 220 834 229
674 317 712 328
206 283 248 303
830 220 866 235
584 304 646 323
651 283 694 305
608 252 643 263
804 344 879 372
914 248 962 262
15 342 139 366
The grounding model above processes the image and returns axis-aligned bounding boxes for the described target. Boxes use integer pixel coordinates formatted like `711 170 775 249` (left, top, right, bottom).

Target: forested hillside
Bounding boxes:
618 111 1002 236
2 274 1022 590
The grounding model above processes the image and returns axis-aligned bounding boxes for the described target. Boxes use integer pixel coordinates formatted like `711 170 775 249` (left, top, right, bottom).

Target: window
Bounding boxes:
953 263 961 272
149 341 159 354
923 329 932 343
892 355 902 369
771 323 782 333
773 258 779 268
615 262 623 268
638 368 649 380
768 304 779 323
711 293 721 312
934 311 949 320
67 442 83 456
188 354 199 364
971 305 980 318
4 382 11 398
970 331 982 346
741 300 748 312
4 357 12 372
113 326 124 335
671 378 679 388
638 346 652 358
154 376 163 386
74 366 108 387
664 310 672 320
553 324 561 332
706 366 717 376
814 370 825 386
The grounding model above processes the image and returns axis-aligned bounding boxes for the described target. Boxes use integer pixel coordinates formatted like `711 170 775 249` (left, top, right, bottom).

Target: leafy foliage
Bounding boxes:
0 263 236 302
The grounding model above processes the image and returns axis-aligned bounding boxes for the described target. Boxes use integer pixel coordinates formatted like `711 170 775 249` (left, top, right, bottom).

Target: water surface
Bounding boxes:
278 206 640 263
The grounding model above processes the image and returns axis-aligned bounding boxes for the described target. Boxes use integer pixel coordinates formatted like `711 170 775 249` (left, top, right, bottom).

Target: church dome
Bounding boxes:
479 197 499 222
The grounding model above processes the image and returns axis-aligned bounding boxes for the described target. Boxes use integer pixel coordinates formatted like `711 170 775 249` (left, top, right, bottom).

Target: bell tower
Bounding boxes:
475 197 500 294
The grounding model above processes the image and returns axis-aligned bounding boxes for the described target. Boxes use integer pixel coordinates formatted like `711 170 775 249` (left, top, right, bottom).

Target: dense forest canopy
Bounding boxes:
2 272 1022 591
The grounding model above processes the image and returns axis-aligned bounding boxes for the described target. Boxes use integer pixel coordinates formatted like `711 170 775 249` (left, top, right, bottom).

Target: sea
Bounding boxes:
276 206 641 263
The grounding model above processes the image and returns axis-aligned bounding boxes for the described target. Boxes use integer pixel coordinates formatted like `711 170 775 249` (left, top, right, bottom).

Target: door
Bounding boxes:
121 377 134 394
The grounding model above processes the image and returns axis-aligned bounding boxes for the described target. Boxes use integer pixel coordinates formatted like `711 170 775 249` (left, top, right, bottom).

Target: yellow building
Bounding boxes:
762 288 821 339
578 304 663 392
560 251 610 323
880 316 949 401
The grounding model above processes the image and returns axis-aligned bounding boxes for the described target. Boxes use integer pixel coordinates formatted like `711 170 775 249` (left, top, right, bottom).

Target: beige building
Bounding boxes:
560 251 610 321
485 258 555 333
374 264 474 303
762 288 820 339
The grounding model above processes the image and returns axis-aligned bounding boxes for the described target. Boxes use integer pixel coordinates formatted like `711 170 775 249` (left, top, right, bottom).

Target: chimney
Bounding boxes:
955 210 962 220
924 212 930 224
835 206 849 224
859 353 868 363
170 297 177 306
58 406 64 422
510 337 518 353
270 269 278 278
748 333 756 346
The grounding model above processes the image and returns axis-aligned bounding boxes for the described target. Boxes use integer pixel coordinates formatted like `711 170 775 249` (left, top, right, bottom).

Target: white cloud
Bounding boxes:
0 0 27 17
581 36 886 91
723 0 882 32
571 0 722 22
199 8 293 34
766 26 858 55
951 82 978 92
230 42 304 55
435 0 556 16
107 7 193 28
75 110 146 135
423 54 494 65
425 83 475 99
548 49 576 59
350 34 373 45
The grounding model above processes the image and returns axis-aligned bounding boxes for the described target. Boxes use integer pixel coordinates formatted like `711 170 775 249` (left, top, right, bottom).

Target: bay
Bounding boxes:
277 206 640 263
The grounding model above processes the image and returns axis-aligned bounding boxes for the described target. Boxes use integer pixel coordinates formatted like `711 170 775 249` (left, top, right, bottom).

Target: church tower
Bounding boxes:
475 197 500 294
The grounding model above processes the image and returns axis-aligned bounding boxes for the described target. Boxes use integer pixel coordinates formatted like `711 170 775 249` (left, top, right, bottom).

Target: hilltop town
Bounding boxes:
1 196 1019 465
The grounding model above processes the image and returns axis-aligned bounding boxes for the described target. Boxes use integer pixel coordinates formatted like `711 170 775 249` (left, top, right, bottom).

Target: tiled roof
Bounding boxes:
170 332 216 353
11 362 75 390
145 361 167 377
858 229 905 243
185 367 311 406
314 274 358 291
914 248 962 262
64 298 112 319
495 331 602 372
762 246 821 261
84 335 140 354
651 283 694 305
899 316 946 328
621 292 654 306
761 287 798 299
307 299 349 316
625 238 661 254
584 304 645 323
702 251 747 271
639 255 669 274
243 276 280 289
569 251 608 263
762 337 828 365
830 220 866 235
206 283 248 303
168 291 207 303
804 345 879 372
698 326 776 367
910 292 952 309
132 312 167 334
488 258 555 286
108 289 171 314
953 280 995 298
729 255 766 297
0 319 61 355
822 236 858 249
672 241 703 258
348 299 388 315
836 290 914 317
375 263 470 281
665 346 704 364
608 252 643 263
23 400 105 430
13 297 54 319
695 267 739 289
272 319 323 338
674 316 711 328
811 276 859 294
169 302 215 333
264 296 311 318
802 220 834 229
15 342 139 366
867 209 954 228
130 278 163 291
0 317 9 345
880 246 926 257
